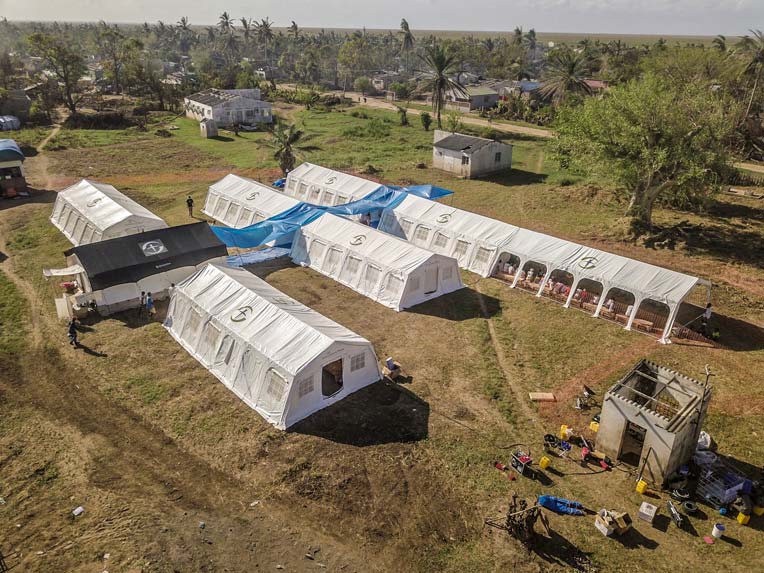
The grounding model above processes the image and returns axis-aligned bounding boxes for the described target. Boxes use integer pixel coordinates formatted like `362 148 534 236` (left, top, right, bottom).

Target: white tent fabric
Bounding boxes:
379 194 708 341
165 264 381 429
291 212 464 311
283 162 383 206
50 179 167 246
202 174 301 228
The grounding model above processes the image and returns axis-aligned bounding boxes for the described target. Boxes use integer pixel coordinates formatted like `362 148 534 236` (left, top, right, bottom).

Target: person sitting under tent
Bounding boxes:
527 268 536 283
359 212 371 226
517 269 527 283
606 298 615 313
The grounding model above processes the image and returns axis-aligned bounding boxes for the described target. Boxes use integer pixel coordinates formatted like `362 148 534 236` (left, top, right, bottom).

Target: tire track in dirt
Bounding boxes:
474 282 541 430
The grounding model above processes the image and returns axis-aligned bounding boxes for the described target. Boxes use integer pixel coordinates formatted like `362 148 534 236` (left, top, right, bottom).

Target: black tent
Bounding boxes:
66 222 228 291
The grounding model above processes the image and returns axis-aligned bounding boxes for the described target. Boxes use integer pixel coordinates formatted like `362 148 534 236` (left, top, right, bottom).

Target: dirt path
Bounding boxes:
735 161 764 174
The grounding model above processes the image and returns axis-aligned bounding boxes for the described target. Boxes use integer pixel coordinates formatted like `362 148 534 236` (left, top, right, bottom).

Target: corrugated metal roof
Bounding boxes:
434 133 495 154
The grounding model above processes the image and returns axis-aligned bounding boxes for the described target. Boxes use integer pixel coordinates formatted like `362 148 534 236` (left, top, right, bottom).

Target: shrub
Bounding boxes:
64 112 133 130
420 111 432 131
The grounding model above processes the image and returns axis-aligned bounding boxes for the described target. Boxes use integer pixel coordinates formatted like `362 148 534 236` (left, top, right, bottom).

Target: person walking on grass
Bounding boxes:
138 291 146 317
67 317 79 348
186 195 194 217
146 292 156 319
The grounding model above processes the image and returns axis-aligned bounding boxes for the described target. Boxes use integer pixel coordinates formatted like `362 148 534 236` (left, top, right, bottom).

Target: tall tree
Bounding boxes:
419 44 466 129
28 32 86 115
539 49 593 105
218 12 235 35
712 34 727 53
97 26 128 94
554 74 737 233
738 30 764 117
399 18 415 72
289 21 300 41
256 18 274 66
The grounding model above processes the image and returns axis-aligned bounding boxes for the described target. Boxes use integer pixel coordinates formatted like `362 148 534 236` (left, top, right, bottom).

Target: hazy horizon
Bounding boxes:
0 0 760 37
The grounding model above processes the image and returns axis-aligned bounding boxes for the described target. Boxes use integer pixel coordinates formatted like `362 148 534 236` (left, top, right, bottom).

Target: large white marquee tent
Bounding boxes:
50 179 168 246
283 162 382 207
291 212 464 311
379 194 709 341
165 264 382 429
202 174 301 228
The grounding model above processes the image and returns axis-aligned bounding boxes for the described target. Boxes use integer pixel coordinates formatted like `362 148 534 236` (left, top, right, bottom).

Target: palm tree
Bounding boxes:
739 30 764 117
523 28 537 52
222 32 240 65
240 17 253 43
204 26 216 44
256 18 275 66
512 27 523 47
712 34 727 53
399 18 415 72
218 12 235 35
262 120 318 175
419 44 467 129
539 49 593 105
289 21 300 41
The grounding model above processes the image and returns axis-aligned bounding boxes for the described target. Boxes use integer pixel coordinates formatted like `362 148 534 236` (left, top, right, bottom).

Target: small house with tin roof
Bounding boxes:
432 130 512 179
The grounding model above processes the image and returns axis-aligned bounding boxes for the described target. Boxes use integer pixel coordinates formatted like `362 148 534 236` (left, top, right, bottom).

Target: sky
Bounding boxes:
0 0 761 36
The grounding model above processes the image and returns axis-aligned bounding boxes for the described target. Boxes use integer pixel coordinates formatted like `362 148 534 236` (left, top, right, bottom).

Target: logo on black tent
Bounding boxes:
231 305 254 322
87 197 103 207
140 240 168 257
350 234 366 246
246 191 260 201
578 256 599 270
436 213 453 224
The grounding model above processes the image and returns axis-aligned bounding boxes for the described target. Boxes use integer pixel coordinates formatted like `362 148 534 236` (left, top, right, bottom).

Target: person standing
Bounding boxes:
146 292 156 319
186 195 194 217
67 317 79 348
138 291 146 317
703 303 713 322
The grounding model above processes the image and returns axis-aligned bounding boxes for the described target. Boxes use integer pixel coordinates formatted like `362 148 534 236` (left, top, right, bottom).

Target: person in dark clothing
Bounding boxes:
186 195 194 217
67 318 79 347
138 291 146 317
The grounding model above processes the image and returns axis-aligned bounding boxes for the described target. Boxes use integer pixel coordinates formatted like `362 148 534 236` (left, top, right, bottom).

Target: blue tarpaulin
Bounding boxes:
211 186 409 249
399 184 453 199
0 139 24 162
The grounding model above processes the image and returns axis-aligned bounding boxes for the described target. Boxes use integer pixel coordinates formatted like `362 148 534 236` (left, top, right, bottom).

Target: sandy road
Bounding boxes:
279 84 553 139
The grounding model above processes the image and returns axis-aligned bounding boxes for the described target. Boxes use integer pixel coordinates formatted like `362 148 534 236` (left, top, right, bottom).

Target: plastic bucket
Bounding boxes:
711 523 725 539
539 456 551 469
559 425 569 440
737 513 750 525
636 480 648 494
385 357 395 370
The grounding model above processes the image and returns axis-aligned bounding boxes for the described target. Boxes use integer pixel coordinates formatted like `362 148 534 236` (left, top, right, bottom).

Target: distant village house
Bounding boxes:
444 86 499 111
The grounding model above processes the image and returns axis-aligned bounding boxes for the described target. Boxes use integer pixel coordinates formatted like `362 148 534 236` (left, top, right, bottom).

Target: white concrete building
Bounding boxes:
432 130 512 179
184 88 272 127
596 360 712 484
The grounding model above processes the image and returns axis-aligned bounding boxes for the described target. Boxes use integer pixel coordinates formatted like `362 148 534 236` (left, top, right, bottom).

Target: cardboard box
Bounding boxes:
639 502 658 524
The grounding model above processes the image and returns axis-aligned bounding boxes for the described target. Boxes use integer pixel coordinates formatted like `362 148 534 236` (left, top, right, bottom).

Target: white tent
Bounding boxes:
283 162 382 206
202 174 301 228
165 264 382 429
379 194 709 342
51 179 167 246
291 213 464 311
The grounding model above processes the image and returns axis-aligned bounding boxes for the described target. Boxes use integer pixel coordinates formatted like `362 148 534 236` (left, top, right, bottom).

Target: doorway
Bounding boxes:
424 266 439 294
619 421 647 466
322 358 344 397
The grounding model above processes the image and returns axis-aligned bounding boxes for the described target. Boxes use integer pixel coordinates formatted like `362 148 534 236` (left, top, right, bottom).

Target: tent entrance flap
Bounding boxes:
322 358 344 397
